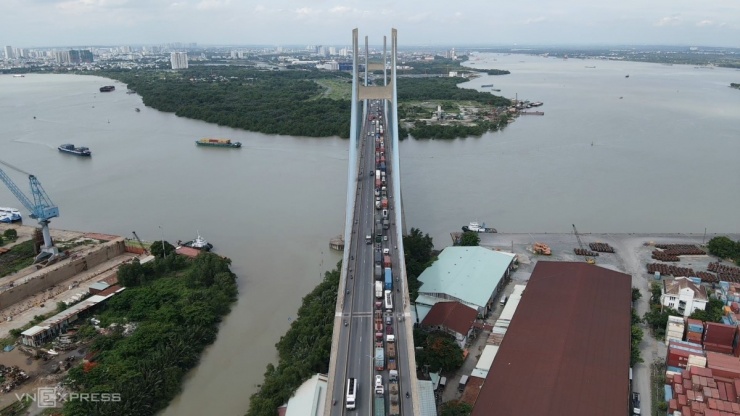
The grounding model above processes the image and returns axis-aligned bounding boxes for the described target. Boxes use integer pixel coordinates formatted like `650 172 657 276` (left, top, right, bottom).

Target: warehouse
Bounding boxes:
414 247 515 320
471 261 632 416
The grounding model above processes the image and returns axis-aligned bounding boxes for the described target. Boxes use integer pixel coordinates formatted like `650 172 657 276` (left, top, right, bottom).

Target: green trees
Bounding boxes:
149 240 175 258
403 228 435 300
631 324 644 366
3 228 18 241
707 236 740 261
441 400 473 416
458 232 480 247
689 298 725 323
413 330 464 373
486 69 511 75
62 252 238 416
246 263 340 416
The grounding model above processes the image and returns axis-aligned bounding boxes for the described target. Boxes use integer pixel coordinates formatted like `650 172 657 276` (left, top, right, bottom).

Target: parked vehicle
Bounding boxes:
632 392 641 415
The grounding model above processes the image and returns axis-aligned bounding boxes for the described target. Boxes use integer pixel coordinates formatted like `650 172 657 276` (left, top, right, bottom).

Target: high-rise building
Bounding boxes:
329 47 337 56
54 50 71 64
170 52 189 70
4 45 13 60
69 50 94 64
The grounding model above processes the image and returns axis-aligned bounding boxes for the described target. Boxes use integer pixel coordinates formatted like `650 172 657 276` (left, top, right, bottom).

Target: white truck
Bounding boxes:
375 281 383 298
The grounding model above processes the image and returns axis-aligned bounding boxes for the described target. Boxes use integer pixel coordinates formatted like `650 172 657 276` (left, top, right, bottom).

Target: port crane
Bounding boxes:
572 223 595 265
0 160 60 262
131 231 149 255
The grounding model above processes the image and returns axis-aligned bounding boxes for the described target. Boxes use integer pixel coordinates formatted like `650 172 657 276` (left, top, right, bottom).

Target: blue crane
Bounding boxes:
0 160 60 262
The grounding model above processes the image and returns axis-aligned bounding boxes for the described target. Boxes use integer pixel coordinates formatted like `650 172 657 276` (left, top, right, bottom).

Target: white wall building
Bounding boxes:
170 52 189 70
4 45 13 60
661 277 708 317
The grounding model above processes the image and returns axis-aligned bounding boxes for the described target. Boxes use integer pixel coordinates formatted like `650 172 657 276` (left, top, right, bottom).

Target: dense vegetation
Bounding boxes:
458 231 480 246
643 282 682 339
403 228 436 300
732 83 740 89
707 236 740 262
413 330 465 372
397 78 510 107
408 119 510 140
631 308 644 366
393 56 470 75
61 251 238 416
441 400 472 416
0 239 36 277
245 263 340 416
486 69 510 75
97 67 352 138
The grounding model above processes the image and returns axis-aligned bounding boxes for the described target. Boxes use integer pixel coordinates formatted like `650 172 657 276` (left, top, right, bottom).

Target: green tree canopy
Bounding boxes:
459 231 480 246
441 400 473 416
707 236 740 260
414 330 464 373
150 240 175 258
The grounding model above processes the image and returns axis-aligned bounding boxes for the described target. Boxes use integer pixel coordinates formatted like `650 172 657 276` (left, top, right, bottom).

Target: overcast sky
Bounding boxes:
2 0 739 48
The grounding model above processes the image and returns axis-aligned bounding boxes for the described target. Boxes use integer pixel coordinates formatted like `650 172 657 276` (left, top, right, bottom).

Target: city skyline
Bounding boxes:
2 0 739 48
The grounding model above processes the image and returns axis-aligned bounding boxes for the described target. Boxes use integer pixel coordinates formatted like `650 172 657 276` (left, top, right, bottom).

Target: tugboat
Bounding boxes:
462 222 497 233
0 207 22 223
99 85 115 92
181 234 213 251
58 144 92 157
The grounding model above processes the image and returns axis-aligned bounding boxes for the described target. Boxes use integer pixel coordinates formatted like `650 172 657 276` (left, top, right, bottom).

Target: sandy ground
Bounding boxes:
438 232 740 413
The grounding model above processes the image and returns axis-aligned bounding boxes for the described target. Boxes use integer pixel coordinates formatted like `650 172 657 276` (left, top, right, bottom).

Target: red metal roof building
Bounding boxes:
471 261 633 416
421 301 478 348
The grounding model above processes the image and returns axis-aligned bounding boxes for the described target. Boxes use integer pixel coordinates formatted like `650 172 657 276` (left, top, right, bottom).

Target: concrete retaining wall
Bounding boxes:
0 238 126 309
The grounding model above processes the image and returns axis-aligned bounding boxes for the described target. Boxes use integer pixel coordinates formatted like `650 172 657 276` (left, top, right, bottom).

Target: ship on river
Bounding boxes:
58 144 91 156
195 138 242 148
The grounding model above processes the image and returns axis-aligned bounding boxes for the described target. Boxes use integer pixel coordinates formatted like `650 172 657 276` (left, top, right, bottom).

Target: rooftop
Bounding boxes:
421 301 477 335
472 261 632 416
283 373 328 416
664 277 708 301
417 247 515 309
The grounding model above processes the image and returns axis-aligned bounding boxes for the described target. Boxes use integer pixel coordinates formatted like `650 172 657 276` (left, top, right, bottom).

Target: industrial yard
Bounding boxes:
442 231 740 415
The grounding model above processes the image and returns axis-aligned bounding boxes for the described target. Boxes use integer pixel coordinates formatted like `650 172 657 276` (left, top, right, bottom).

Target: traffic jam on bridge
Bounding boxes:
348 101 404 416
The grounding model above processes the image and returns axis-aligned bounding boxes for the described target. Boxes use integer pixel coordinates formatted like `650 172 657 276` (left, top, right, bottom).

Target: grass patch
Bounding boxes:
0 240 36 277
312 78 352 101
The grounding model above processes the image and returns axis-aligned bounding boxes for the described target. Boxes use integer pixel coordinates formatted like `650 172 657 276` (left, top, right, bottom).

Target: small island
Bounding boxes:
732 83 740 90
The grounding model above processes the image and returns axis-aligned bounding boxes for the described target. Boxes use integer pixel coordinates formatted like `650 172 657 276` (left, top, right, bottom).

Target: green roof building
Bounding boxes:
415 246 515 320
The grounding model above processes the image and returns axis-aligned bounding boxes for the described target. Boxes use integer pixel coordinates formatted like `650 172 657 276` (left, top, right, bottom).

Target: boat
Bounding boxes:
12 74 25 78
462 222 497 233
181 234 213 251
99 86 115 92
625 75 629 78
0 207 22 223
585 66 596 69
481 84 493 88
135 108 140 112
195 138 242 148
58 144 92 156
530 102 543 107
492 89 501 92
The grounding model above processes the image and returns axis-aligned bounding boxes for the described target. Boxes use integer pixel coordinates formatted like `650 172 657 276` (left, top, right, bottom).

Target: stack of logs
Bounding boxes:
589 242 615 253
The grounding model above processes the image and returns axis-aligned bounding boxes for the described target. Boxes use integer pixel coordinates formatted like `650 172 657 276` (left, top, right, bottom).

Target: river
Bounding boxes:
0 54 738 415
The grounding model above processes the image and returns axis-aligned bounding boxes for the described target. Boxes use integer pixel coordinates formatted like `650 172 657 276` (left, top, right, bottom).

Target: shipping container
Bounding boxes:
704 322 737 346
383 255 391 268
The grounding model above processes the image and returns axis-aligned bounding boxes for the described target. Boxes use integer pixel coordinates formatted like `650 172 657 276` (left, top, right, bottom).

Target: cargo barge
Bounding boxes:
58 144 92 156
99 86 115 92
195 138 242 148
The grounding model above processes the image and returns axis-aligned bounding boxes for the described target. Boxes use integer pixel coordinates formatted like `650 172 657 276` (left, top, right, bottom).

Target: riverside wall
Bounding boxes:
0 238 126 309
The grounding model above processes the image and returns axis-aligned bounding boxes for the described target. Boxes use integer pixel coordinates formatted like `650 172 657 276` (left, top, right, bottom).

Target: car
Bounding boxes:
370 171 374 176
631 392 641 415
383 248 390 254
386 325 393 334
385 316 392 325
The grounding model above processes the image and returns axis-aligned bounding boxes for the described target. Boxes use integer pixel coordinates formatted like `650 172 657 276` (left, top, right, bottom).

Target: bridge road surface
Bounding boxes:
329 101 377 415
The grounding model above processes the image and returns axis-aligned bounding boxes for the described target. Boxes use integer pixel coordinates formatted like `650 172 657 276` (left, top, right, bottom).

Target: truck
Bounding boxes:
389 383 400 416
375 281 383 299
458 375 469 392
374 397 386 416
374 250 382 265
383 219 390 230
632 392 641 415
375 264 382 280
386 334 396 358
387 358 397 373
375 176 381 188
375 198 381 210
381 197 388 209
379 162 386 172
384 267 392 290
383 255 392 268
374 347 385 371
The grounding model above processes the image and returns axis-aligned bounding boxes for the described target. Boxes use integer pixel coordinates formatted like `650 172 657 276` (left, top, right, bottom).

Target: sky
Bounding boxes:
2 0 739 48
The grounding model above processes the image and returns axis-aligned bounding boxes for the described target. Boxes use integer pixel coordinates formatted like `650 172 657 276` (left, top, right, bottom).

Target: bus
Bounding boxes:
346 378 357 410
384 290 393 311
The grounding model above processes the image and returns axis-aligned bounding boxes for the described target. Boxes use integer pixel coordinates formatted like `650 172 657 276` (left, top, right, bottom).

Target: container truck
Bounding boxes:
379 162 386 172
374 397 386 416
383 255 392 268
375 281 383 298
374 251 381 265
375 347 385 371
375 177 381 188
386 335 396 358
381 197 388 209
375 264 382 280
384 268 392 290
383 219 390 230
389 383 400 416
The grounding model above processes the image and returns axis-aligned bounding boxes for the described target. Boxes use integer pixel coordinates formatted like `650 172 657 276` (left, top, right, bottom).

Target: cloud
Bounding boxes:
196 0 230 10
329 6 350 14
696 19 714 27
655 15 681 27
524 16 547 24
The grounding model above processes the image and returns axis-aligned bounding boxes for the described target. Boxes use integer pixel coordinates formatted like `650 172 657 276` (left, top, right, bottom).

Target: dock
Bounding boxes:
329 235 345 251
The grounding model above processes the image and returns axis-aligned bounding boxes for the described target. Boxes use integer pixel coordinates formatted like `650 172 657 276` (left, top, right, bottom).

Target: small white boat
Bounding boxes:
181 233 213 251
462 222 497 233
0 207 22 223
